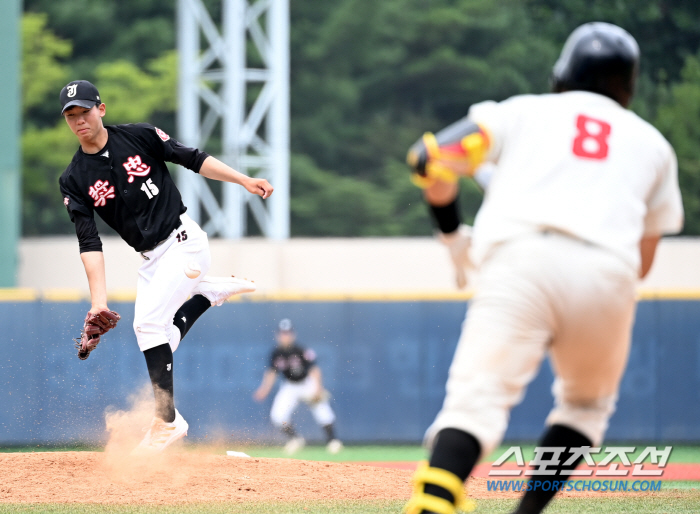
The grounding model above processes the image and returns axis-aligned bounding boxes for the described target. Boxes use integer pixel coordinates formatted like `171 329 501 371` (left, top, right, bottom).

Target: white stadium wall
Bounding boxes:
16 236 700 299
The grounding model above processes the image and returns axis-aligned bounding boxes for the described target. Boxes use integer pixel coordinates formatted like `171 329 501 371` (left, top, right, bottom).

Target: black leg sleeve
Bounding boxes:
424 428 481 504
322 424 336 443
512 424 593 514
173 294 211 340
282 424 297 439
143 343 175 423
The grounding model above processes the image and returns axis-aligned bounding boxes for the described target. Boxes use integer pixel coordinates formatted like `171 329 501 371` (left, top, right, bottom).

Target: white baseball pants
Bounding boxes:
133 214 211 352
426 232 637 456
270 376 336 427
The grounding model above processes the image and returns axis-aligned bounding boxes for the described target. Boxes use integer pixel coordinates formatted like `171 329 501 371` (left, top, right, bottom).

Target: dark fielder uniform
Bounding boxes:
270 344 316 382
267 343 336 428
59 123 207 253
59 123 214 353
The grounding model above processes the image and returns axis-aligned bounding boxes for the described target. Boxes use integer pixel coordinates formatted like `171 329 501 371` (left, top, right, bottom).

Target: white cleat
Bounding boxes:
326 439 344 454
283 436 306 455
191 276 256 306
132 409 189 455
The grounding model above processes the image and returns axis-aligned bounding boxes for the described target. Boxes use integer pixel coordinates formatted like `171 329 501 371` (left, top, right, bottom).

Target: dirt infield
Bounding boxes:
0 451 683 504
0 451 413 504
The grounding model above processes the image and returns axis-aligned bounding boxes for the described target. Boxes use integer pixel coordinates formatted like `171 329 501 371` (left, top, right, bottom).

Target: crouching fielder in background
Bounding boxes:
253 319 343 455
404 22 683 514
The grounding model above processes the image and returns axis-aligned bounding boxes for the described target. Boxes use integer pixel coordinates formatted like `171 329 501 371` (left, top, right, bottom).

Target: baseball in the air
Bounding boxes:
184 261 201 279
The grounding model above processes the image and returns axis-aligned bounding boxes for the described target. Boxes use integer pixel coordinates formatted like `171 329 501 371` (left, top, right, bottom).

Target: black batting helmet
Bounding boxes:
551 22 640 107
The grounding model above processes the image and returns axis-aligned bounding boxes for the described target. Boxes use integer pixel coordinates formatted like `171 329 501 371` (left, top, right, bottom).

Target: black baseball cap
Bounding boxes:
277 318 294 333
60 80 102 114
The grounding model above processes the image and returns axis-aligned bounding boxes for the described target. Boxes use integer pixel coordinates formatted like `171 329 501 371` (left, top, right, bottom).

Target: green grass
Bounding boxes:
664 481 700 490
4 443 700 465
0 502 408 514
1 497 700 514
197 442 700 465
230 444 428 462
0 445 100 454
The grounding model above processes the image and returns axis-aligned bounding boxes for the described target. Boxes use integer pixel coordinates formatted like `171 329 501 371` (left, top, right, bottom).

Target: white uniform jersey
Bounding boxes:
468 91 684 272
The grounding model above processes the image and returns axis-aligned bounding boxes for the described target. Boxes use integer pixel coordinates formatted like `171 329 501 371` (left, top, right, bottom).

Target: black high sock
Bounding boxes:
143 343 175 423
173 294 211 340
512 424 593 514
282 424 297 439
322 424 336 443
423 429 481 505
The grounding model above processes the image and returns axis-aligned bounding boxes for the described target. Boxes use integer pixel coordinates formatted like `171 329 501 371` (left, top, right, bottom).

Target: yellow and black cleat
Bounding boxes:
404 461 477 514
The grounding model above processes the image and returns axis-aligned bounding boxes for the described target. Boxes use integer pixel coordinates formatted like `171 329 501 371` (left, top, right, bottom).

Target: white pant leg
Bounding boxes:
309 400 336 427
426 234 637 456
297 377 336 426
545 238 637 445
270 381 304 426
426 247 553 457
134 215 211 352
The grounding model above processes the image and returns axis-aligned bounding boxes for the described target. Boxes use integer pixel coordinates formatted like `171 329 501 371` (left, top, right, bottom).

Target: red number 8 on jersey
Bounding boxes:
572 114 611 160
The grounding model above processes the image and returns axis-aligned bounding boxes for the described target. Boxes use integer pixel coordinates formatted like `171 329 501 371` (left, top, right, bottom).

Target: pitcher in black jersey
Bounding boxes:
253 319 343 454
58 80 273 454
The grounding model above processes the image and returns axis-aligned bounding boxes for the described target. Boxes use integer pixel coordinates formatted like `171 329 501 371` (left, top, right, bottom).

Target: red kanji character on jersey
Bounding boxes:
123 155 152 183
88 180 115 207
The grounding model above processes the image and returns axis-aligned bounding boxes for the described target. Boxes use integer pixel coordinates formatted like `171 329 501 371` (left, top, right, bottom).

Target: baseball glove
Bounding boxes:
74 310 121 360
305 389 331 406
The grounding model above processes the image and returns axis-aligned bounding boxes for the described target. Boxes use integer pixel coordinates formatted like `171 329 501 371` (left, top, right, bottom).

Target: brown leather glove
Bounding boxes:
75 310 121 360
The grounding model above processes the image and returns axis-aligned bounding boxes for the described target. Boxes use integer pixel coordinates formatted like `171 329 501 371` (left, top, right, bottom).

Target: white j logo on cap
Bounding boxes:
67 84 78 97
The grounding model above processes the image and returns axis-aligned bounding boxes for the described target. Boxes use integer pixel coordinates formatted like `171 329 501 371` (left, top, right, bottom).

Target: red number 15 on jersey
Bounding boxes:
572 114 611 160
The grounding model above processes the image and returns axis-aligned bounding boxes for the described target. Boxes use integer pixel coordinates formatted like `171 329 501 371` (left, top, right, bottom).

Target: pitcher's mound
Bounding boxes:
0 451 413 504
1 451 684 505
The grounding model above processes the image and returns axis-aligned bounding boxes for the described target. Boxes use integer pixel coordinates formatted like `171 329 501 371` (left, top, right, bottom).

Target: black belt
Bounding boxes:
140 225 182 259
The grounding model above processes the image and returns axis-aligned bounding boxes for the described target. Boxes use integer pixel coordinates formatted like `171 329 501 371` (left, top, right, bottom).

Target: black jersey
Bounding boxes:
269 344 317 382
59 123 209 252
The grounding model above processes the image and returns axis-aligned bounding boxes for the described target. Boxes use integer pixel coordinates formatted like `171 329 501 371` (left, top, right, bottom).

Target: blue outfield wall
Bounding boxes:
0 299 699 445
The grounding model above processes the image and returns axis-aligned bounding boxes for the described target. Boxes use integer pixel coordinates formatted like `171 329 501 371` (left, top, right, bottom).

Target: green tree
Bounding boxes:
20 0 700 237
21 13 75 235
527 0 700 82
289 0 555 235
20 12 179 235
22 12 71 114
655 52 700 235
93 52 178 126
22 124 79 235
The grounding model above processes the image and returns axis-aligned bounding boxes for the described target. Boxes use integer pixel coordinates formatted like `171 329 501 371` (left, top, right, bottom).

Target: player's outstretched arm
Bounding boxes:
424 178 459 207
253 369 277 401
421 178 474 289
80 251 110 314
200 156 274 199
640 234 661 279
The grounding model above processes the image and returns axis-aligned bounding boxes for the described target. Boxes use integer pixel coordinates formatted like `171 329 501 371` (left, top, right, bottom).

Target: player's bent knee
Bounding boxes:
425 412 504 459
271 416 291 427
134 321 170 352
270 406 293 427
545 394 617 446
425 376 519 456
